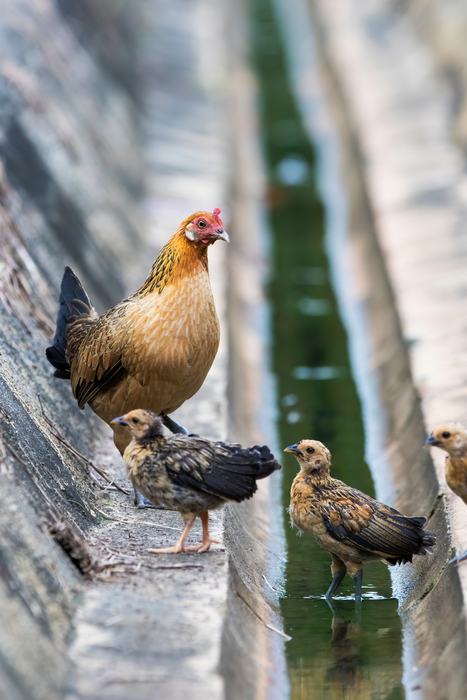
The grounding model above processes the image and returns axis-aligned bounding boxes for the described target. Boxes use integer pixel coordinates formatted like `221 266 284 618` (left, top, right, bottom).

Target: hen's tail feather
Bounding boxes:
46 267 93 377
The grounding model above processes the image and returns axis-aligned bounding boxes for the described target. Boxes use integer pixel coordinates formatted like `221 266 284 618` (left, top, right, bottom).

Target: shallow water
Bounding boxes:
248 0 406 696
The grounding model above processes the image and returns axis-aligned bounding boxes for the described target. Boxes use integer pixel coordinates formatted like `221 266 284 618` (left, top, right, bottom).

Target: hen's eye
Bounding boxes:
132 417 140 424
198 219 207 228
306 446 315 454
442 431 451 439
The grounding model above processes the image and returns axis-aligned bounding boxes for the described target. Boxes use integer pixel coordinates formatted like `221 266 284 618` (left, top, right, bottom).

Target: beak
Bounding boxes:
216 229 230 243
111 415 129 428
425 432 441 447
284 443 301 455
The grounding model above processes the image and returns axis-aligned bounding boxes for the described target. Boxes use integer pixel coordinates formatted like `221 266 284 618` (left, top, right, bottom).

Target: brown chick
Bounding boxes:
46 210 228 507
112 409 281 553
425 422 467 562
285 439 436 600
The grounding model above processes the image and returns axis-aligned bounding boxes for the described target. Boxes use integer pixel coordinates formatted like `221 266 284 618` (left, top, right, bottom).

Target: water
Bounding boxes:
248 0 405 697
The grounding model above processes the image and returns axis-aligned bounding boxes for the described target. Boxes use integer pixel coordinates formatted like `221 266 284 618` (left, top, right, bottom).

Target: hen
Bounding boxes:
286 439 436 600
47 209 227 443
112 409 281 553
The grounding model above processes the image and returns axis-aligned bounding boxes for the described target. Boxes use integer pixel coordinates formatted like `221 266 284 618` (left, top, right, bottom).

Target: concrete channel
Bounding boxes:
0 0 466 698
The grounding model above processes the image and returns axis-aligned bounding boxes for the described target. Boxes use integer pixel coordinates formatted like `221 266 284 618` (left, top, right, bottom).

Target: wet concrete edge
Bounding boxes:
303 1 467 697
221 1 289 698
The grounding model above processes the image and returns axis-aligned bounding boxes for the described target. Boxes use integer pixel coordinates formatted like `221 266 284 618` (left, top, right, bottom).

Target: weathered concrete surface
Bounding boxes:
223 4 288 699
277 0 467 696
403 0 467 151
0 0 287 698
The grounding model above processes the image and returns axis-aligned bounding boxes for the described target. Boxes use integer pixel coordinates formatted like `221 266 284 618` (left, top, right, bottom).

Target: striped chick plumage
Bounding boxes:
286 439 436 599
113 409 281 553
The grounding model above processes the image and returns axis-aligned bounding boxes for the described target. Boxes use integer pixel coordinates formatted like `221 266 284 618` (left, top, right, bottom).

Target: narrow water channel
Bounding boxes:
248 0 405 697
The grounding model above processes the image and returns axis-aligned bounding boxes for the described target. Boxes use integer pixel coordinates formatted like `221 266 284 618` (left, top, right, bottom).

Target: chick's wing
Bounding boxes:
161 437 265 502
321 484 425 560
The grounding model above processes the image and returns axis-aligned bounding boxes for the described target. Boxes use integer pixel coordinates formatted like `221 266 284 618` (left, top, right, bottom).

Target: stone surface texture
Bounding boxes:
0 0 284 699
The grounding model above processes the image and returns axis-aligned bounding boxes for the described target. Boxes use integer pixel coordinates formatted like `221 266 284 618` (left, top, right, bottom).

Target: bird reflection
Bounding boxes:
325 599 363 693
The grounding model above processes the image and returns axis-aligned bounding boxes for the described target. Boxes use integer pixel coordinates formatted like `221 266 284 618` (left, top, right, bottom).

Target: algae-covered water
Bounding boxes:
248 0 405 697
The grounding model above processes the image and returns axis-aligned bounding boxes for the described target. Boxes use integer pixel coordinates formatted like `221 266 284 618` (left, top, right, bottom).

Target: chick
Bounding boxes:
285 440 436 600
425 422 467 562
112 410 281 553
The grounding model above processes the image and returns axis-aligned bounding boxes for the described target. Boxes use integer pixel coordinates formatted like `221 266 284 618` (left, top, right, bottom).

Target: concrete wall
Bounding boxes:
0 1 286 698
289 0 467 696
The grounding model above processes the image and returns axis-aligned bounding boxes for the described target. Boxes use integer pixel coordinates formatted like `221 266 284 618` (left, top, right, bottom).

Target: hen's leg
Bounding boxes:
325 554 346 599
161 413 189 436
183 512 219 553
450 550 467 564
148 516 196 554
134 487 166 510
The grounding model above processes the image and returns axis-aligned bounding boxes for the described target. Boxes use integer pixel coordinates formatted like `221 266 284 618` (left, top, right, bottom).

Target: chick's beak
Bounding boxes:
284 443 302 455
111 415 129 428
425 432 441 447
215 228 229 243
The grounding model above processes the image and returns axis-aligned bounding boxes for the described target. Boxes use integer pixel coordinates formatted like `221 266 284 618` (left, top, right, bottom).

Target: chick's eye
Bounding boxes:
442 431 451 439
132 417 139 424
306 446 315 454
198 219 207 228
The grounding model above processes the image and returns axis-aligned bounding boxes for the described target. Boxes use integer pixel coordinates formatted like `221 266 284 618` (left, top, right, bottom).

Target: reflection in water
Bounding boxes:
288 598 403 700
248 0 405 697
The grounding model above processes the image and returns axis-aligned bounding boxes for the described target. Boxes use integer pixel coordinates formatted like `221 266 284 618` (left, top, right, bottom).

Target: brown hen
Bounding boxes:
46 209 228 507
112 410 281 553
286 439 436 600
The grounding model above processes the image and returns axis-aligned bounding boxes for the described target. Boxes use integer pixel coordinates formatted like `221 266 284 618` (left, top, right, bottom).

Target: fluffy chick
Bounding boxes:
46 209 228 455
112 410 281 553
286 439 436 600
426 422 467 562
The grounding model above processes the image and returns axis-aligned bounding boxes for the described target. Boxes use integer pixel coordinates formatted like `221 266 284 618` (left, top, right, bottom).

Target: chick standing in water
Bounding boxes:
425 422 467 562
113 409 281 554
285 439 436 600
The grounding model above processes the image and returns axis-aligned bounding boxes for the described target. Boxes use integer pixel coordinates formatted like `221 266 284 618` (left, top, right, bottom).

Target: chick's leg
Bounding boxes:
346 562 363 601
325 554 347 599
161 413 188 436
148 515 196 554
183 512 219 553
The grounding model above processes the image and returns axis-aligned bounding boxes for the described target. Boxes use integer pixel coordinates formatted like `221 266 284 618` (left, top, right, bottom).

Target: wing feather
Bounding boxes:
322 485 429 562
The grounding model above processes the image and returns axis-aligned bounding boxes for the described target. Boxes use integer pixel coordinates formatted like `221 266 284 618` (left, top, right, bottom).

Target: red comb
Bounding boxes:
212 207 222 226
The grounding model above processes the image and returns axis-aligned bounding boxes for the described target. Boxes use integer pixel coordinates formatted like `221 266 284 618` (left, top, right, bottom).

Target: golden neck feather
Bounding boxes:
134 230 208 297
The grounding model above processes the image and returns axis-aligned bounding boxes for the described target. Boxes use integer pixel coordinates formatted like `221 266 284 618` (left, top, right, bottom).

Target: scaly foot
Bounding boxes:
185 536 220 553
148 545 185 554
147 537 219 555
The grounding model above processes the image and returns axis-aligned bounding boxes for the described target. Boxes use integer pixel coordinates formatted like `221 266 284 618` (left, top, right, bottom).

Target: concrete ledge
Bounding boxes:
275 0 467 695
0 0 287 698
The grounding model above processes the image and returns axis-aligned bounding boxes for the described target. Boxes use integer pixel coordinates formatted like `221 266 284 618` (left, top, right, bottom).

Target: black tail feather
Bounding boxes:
253 444 281 479
46 267 93 376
